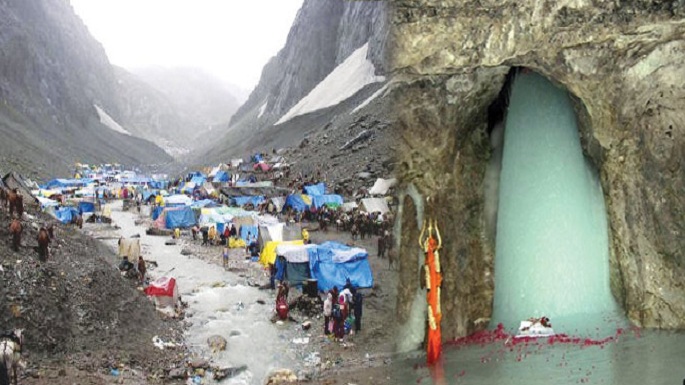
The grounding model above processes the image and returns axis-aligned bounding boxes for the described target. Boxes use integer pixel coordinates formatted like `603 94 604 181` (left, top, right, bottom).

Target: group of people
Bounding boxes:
117 255 147 283
323 279 363 341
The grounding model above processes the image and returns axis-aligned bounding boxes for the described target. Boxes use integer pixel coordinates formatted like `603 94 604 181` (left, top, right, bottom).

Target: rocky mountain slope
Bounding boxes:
0 207 185 382
194 0 390 166
0 0 174 180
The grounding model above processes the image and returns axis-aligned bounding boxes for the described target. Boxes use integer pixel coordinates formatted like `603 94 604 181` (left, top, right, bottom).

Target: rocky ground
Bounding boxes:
0 205 190 384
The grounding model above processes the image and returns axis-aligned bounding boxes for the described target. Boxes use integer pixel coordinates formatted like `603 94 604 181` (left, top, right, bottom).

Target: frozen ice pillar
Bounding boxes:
491 72 622 334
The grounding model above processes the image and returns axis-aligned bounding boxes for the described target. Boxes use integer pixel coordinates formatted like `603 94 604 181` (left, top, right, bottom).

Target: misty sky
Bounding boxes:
69 0 304 91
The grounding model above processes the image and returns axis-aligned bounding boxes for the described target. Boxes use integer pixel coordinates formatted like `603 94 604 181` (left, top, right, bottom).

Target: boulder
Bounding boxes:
207 335 227 353
264 369 298 384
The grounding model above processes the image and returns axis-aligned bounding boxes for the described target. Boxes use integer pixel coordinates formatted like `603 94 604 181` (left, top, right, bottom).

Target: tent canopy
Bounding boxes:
360 197 390 215
311 194 343 209
283 194 312 212
304 182 326 196
214 170 230 182
144 276 177 297
368 178 397 196
308 241 373 291
260 240 304 266
54 206 80 224
232 196 265 207
164 194 192 206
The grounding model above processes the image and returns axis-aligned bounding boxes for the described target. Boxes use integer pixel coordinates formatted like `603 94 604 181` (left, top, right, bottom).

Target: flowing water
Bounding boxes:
106 202 299 385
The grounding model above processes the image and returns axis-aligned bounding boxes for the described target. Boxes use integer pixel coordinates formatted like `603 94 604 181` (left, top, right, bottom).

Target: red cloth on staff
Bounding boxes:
426 236 442 365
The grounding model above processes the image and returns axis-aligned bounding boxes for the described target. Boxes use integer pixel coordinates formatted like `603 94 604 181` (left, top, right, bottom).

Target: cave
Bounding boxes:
485 69 623 334
393 66 632 351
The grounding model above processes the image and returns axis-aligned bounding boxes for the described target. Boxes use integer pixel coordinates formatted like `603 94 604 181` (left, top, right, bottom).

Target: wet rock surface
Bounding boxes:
391 0 685 337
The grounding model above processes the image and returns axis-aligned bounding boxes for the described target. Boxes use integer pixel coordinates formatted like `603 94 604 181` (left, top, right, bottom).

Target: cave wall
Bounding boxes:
390 0 685 340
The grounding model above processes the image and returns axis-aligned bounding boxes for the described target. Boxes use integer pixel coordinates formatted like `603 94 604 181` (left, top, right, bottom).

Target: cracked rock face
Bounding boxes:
389 0 685 341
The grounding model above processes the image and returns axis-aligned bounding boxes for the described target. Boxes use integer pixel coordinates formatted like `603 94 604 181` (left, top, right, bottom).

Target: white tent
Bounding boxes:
164 194 193 206
369 178 397 196
342 202 358 212
360 198 390 215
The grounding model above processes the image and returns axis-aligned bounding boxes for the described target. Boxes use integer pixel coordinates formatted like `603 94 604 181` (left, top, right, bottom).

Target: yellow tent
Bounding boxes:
259 240 304 266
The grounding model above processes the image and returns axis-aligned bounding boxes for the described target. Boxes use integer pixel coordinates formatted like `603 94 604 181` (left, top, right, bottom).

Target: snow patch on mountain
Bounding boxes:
94 105 131 136
275 42 384 125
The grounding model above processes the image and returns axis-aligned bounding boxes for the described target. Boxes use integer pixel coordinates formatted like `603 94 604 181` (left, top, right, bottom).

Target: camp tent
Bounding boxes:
240 225 259 242
78 201 95 213
154 206 196 229
37 196 59 209
368 178 397 196
341 202 358 212
360 198 390 215
164 194 192 206
232 196 265 207
214 170 230 182
311 194 343 209
304 183 326 196
253 163 271 172
144 276 179 310
269 197 286 212
275 243 318 286
260 240 304 266
190 175 206 186
54 206 80 224
308 242 373 291
283 194 312 212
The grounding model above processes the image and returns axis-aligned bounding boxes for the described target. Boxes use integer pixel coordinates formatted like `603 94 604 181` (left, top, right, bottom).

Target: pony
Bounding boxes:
37 228 50 261
387 249 397 271
6 190 17 216
0 187 7 211
73 215 83 229
46 223 55 240
7 190 22 219
0 329 24 385
8 219 22 252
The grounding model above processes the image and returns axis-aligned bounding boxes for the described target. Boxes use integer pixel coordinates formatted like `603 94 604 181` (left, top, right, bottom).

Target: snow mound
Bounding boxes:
275 42 384 125
258 101 268 118
351 83 388 114
94 105 131 136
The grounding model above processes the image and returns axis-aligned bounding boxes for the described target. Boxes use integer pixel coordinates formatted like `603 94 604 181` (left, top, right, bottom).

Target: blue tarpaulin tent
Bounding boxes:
151 206 165 220
311 194 343 209
283 194 311 212
304 183 326 196
308 242 373 291
149 180 168 189
43 179 91 190
165 206 196 229
190 176 206 186
232 196 265 207
54 207 80 224
214 170 230 182
240 225 259 243
78 201 95 213
191 199 217 208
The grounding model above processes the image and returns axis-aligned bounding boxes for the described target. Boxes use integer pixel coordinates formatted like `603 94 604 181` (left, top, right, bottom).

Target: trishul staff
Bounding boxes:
419 218 442 365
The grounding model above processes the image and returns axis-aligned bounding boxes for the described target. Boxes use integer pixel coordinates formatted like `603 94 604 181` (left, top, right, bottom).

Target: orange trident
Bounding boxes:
419 218 442 365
